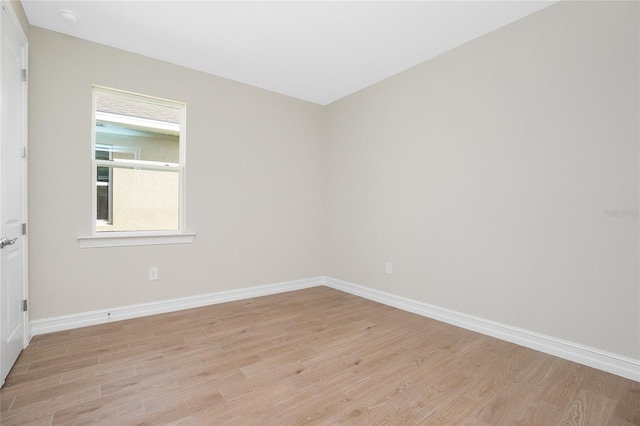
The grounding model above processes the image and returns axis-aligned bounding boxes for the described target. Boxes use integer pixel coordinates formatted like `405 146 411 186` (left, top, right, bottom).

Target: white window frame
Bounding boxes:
95 144 114 225
78 86 195 248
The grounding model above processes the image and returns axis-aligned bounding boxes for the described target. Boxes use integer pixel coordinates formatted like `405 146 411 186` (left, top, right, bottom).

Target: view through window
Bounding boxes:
93 87 185 233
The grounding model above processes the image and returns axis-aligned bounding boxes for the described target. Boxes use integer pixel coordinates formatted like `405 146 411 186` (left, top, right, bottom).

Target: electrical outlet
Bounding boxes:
385 262 393 275
149 266 159 281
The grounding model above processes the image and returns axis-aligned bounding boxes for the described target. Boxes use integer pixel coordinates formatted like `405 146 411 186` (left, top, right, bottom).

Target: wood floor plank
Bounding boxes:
219 362 306 401
0 286 637 425
51 397 145 426
0 385 100 425
4 356 100 387
289 352 362 389
188 386 286 426
60 364 137 388
240 346 317 379
611 401 640 425
0 374 61 404
559 389 618 425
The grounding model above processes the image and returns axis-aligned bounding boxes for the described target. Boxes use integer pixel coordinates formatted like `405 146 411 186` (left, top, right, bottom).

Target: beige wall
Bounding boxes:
325 1 639 359
28 0 639 361
28 27 326 319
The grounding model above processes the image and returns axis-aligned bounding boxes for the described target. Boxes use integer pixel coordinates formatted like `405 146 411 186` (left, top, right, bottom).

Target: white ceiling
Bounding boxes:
21 1 557 105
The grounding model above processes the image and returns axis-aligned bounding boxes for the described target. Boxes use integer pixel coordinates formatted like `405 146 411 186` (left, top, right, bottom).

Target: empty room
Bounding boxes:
0 0 638 424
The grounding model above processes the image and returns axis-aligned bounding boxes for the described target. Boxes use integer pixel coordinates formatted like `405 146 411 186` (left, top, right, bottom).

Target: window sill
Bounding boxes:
78 233 196 248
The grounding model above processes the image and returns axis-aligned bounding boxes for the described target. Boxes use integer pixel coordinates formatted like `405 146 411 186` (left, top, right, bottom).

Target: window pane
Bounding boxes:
97 166 110 183
96 166 179 233
96 184 110 222
95 149 110 161
95 90 181 165
95 126 179 164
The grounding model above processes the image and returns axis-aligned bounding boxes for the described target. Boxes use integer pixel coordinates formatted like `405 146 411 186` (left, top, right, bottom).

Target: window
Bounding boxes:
85 86 191 246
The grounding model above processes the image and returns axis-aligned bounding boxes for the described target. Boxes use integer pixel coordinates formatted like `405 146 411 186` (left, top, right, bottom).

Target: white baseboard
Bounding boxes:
30 277 323 337
322 277 640 382
30 275 639 382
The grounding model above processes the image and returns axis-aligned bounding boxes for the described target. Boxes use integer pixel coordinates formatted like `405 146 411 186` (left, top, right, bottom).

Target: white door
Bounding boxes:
0 2 28 388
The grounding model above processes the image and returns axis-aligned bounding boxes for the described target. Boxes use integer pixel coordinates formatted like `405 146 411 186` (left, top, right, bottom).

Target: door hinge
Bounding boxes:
22 146 27 159
22 223 26 235
21 69 27 82
22 300 28 312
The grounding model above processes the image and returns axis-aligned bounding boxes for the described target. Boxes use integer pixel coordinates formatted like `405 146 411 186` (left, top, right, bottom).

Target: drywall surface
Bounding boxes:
28 27 326 319
325 1 639 359
7 0 29 38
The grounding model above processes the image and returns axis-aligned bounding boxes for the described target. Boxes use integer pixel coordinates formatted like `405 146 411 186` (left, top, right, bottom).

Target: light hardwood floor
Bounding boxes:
0 286 638 425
